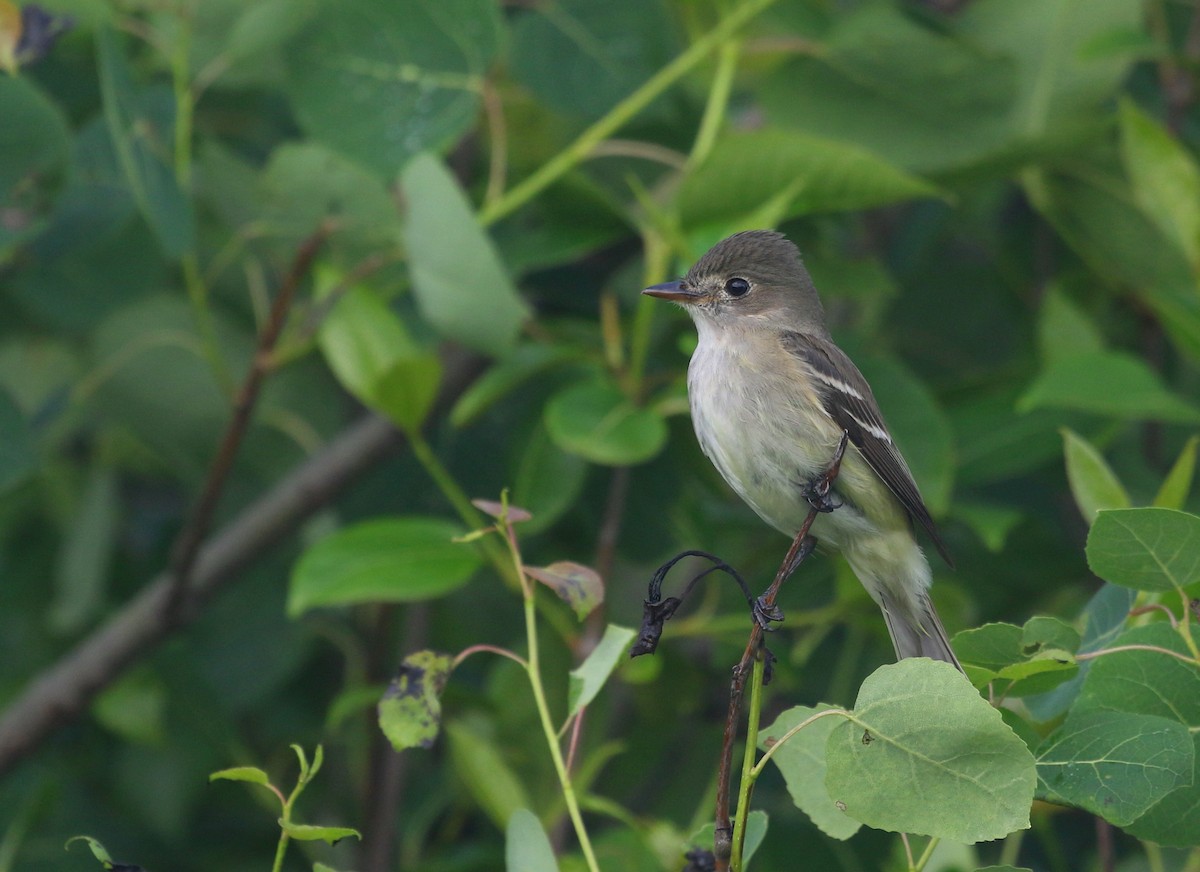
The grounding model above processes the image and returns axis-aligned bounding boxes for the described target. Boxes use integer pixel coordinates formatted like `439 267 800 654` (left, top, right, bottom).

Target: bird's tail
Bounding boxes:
880 590 963 673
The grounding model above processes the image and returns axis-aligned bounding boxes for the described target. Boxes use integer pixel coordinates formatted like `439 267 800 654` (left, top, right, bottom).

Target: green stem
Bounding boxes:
270 829 289 872
476 0 778 227
408 432 515 584
170 20 232 392
998 830 1024 867
688 36 741 169
1143 841 1165 872
1182 845 1200 872
730 653 766 872
749 707 849 779
502 528 600 872
912 837 939 872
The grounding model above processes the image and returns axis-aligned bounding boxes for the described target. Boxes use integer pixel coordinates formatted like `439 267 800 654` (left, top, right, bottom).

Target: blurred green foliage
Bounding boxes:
3 0 1200 870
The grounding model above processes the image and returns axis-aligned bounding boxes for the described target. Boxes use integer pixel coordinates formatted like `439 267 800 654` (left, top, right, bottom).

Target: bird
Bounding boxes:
643 229 961 670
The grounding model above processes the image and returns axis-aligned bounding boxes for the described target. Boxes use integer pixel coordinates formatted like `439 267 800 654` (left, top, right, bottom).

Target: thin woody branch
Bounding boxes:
0 350 484 777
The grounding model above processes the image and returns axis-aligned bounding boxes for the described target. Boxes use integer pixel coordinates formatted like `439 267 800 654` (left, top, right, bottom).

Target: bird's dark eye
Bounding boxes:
725 277 750 297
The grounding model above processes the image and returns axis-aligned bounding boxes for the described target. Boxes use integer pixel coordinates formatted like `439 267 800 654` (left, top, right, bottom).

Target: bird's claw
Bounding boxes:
801 476 842 513
753 596 784 630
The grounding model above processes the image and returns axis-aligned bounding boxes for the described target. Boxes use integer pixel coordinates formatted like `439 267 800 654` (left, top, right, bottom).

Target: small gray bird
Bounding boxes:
644 229 961 669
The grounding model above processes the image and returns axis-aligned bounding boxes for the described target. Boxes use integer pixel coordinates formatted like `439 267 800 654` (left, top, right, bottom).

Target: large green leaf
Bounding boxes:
958 0 1142 138
544 379 667 467
759 704 861 840
759 4 1016 173
1018 351 1200 423
1087 508 1200 594
825 660 1036 843
1036 709 1192 825
284 0 501 177
1023 165 1200 360
676 130 939 235
1061 428 1129 522
288 517 480 614
508 0 677 121
316 277 442 433
400 154 530 356
260 142 403 259
1118 99 1200 268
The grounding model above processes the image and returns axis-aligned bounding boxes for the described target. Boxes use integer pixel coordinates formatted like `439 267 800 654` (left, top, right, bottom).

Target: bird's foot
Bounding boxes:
752 595 784 630
801 476 842 513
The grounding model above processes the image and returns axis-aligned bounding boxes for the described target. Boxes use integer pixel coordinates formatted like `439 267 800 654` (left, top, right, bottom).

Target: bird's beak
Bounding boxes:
642 280 702 304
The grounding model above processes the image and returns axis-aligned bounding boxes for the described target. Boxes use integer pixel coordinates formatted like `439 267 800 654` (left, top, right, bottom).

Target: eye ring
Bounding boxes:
725 277 751 297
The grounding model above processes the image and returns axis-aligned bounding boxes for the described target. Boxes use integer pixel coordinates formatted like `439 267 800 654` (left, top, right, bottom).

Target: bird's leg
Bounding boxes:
801 430 850 513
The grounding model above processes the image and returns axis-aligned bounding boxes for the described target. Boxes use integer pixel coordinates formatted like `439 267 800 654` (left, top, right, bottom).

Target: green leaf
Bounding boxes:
64 835 115 864
1061 428 1130 522
49 467 119 633
975 867 1033 872
400 154 530 356
676 130 939 234
1154 435 1199 509
378 650 452 751
524 561 603 620
759 4 1017 173
954 502 1023 553
316 278 441 432
1021 616 1081 658
93 666 165 746
1019 351 1200 423
96 28 194 258
0 74 70 253
1036 709 1192 825
567 624 636 717
449 344 582 428
758 704 861 840
0 385 36 494
1037 285 1106 364
825 659 1036 843
544 379 667 467
1024 583 1135 723
278 821 361 845
288 517 480 615
1118 98 1200 267
510 423 588 536
261 142 403 258
1087 507 1200 594
1022 165 1200 360
505 809 558 872
952 621 1078 697
446 717 533 831
284 0 501 177
508 0 676 122
959 0 1142 137
208 766 271 786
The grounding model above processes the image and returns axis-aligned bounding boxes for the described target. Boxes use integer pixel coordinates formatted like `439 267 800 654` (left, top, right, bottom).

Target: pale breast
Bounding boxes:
686 325 885 550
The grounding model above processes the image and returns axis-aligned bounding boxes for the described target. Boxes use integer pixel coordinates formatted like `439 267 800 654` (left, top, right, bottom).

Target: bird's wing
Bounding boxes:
780 330 953 567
